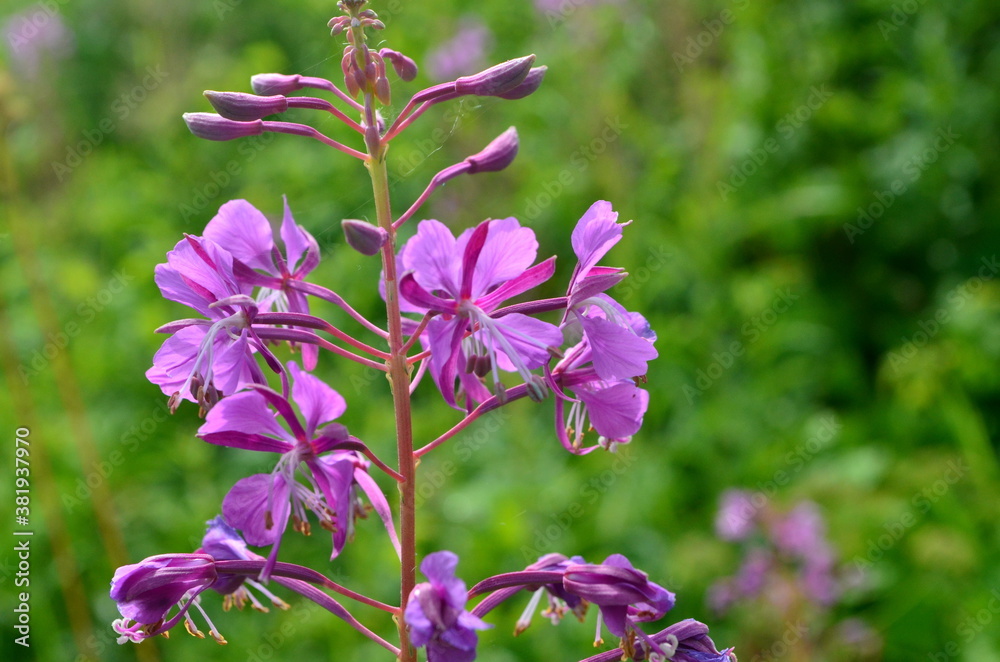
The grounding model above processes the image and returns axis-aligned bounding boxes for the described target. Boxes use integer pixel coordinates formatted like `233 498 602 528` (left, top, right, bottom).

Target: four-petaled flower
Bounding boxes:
198 362 393 580
146 233 270 413
204 198 321 369
397 217 562 409
405 551 492 662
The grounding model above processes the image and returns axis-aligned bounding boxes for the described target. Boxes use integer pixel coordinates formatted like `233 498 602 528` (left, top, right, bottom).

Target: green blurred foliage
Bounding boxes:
2 0 1000 660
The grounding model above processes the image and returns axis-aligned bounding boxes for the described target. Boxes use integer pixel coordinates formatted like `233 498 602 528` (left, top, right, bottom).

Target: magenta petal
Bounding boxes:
567 269 626 307
279 196 310 274
288 362 346 437
470 217 538 296
212 329 261 395
400 273 456 313
427 317 466 408
570 200 623 276
309 455 354 557
198 390 292 448
353 468 401 559
577 382 648 439
203 200 276 273
476 256 556 312
147 326 205 398
459 222 490 299
579 316 658 380
222 473 290 546
404 219 462 295
155 237 243 317
492 314 562 369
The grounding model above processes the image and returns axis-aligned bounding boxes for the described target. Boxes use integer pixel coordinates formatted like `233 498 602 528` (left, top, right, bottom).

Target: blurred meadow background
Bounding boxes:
2 0 1000 660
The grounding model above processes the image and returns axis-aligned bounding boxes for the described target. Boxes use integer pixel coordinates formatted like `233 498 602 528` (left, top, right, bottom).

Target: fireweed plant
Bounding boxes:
109 3 736 661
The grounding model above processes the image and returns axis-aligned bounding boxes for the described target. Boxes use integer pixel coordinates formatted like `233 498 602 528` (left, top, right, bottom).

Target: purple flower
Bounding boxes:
405 551 491 662
769 501 827 559
145 234 269 412
631 619 736 662
198 362 391 580
732 548 772 598
715 489 758 541
552 302 654 453
3 9 73 79
515 553 589 632
199 516 290 612
426 18 494 81
543 202 657 453
203 198 321 369
397 218 562 408
110 517 293 645
110 553 221 643
564 202 657 382
563 554 675 640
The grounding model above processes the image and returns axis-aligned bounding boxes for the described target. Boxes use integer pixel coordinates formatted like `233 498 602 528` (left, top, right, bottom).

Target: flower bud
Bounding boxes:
250 73 304 96
465 127 518 175
341 219 388 256
497 66 547 100
380 48 418 82
204 91 288 121
183 113 264 141
454 54 535 97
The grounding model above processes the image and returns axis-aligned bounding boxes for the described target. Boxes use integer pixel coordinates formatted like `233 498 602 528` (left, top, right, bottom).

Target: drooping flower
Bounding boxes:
563 201 657 382
111 517 293 645
563 554 676 642
626 619 737 662
110 553 222 644
198 362 396 580
551 303 655 453
146 234 272 412
199 516 290 612
405 551 492 662
203 198 321 369
397 218 562 408
514 553 589 633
